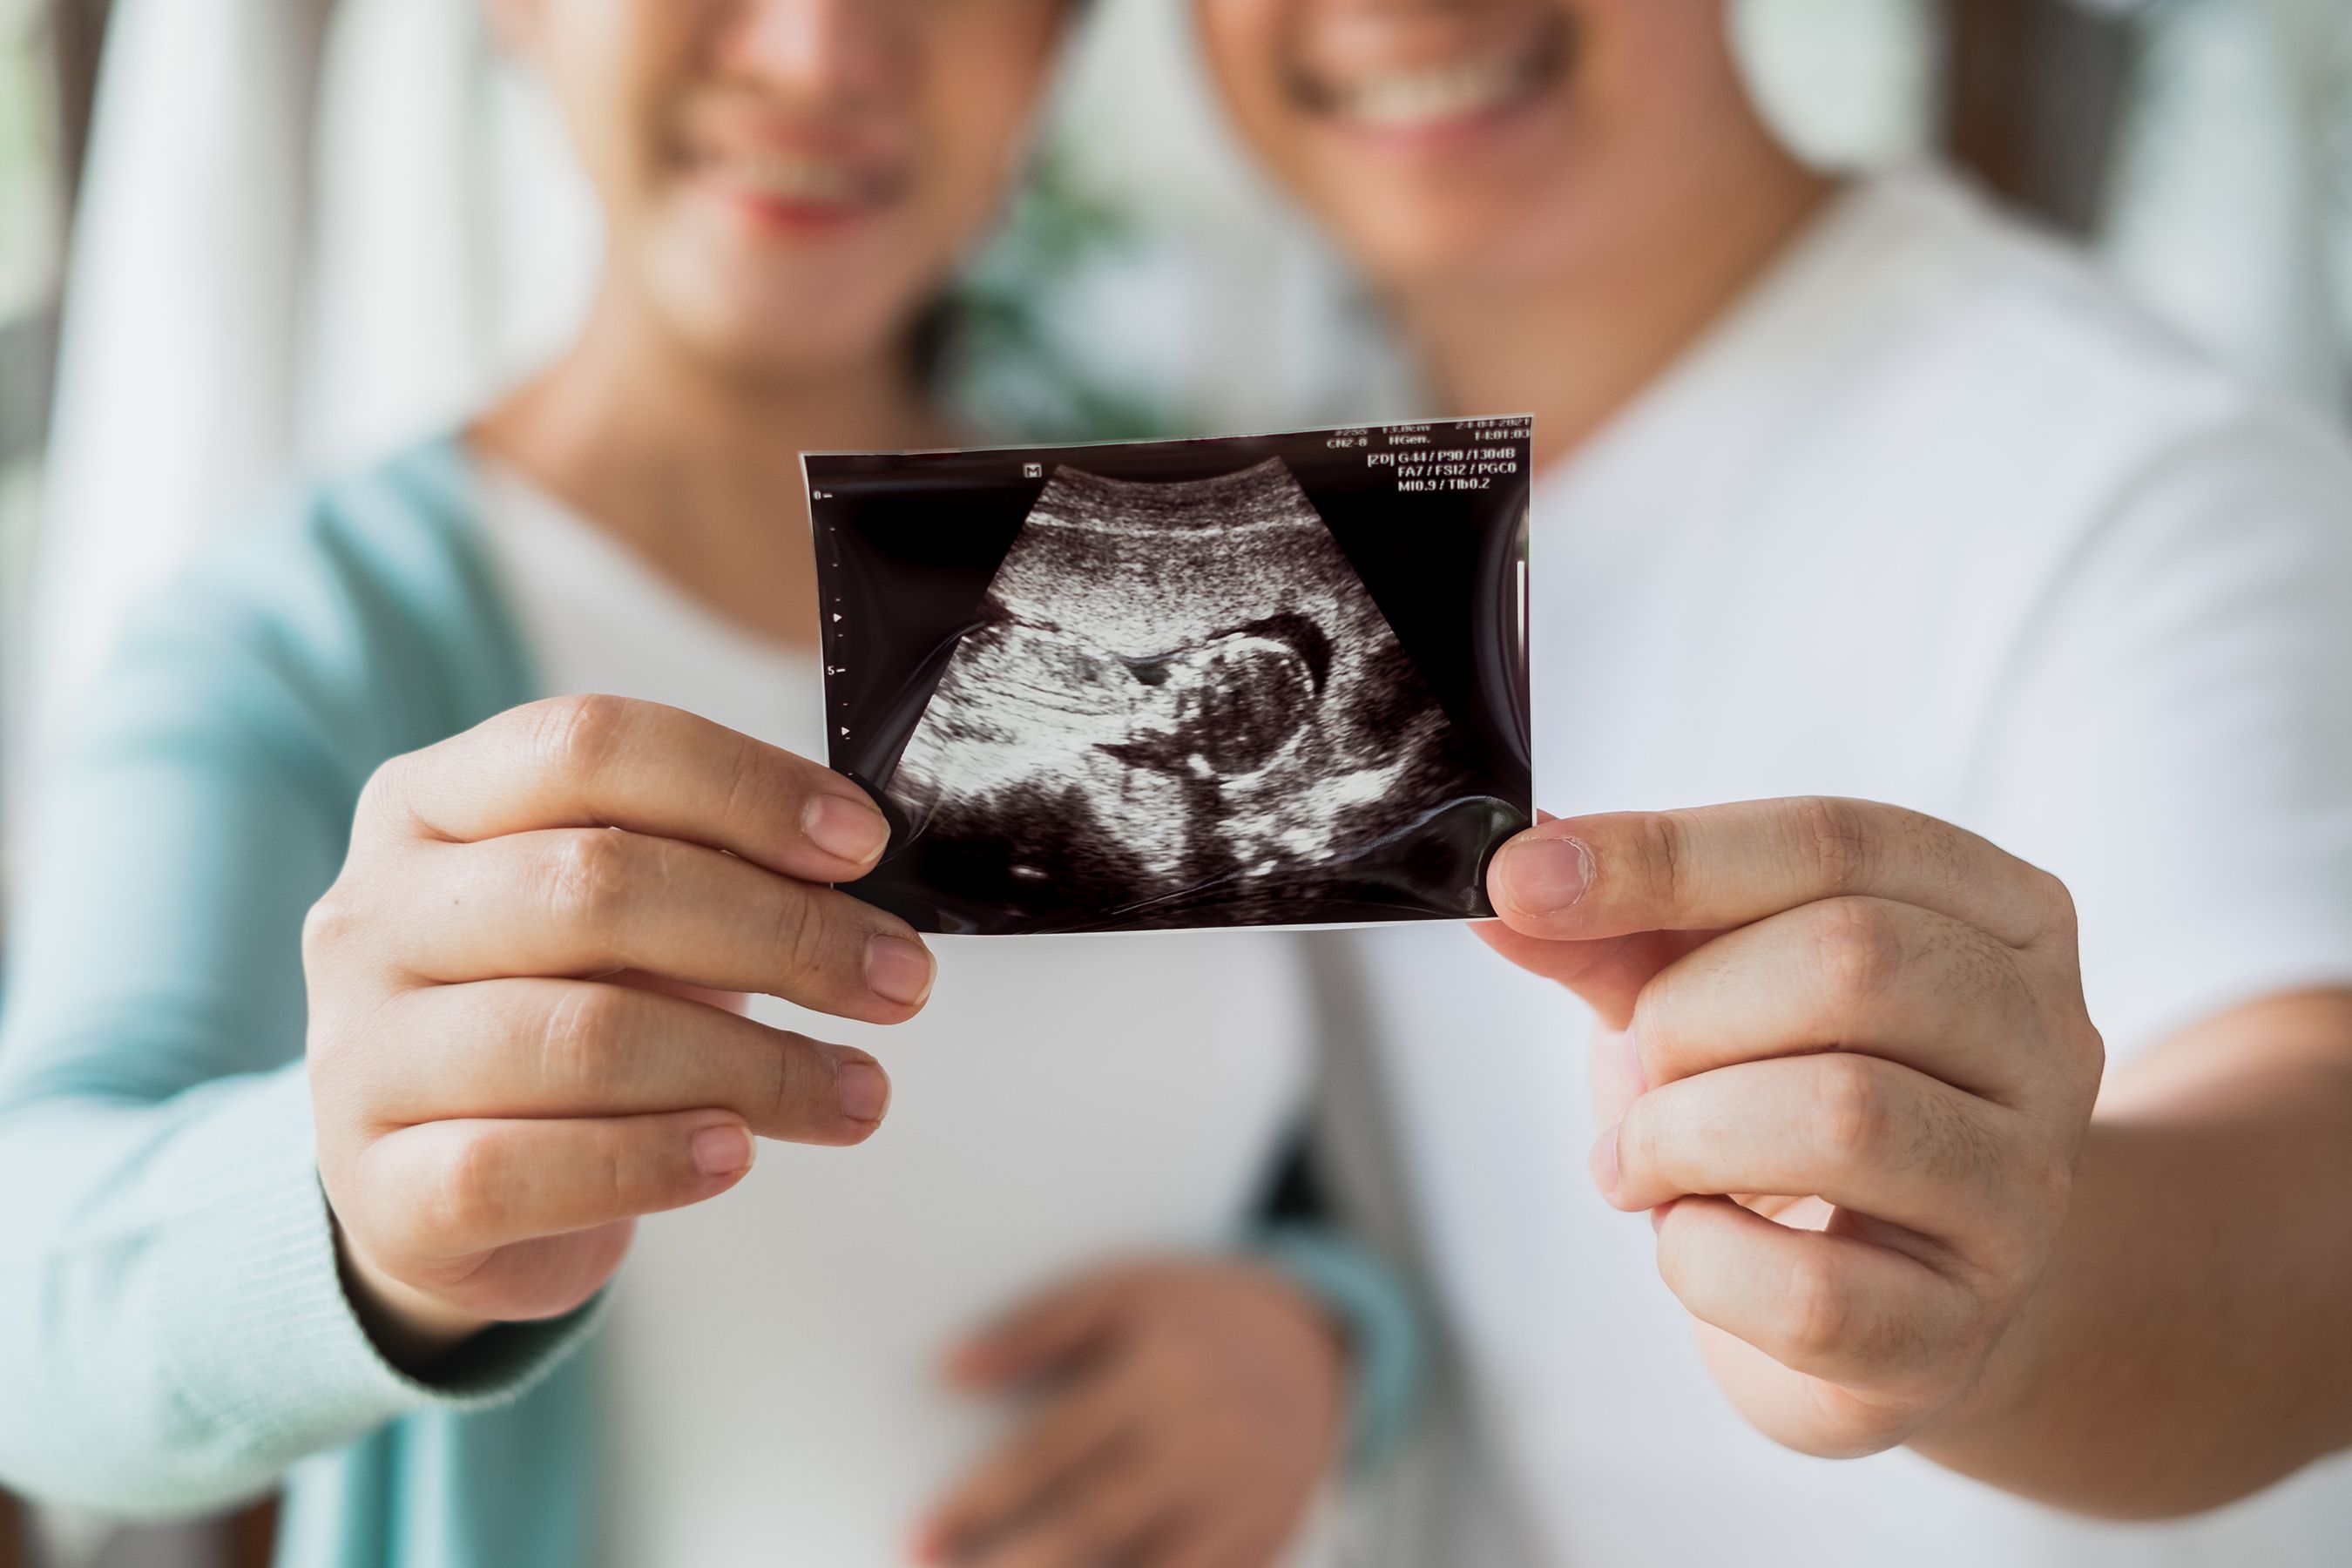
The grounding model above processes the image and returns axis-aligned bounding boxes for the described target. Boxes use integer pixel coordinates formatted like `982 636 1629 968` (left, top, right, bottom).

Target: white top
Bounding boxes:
472 465 1321 1566
1349 168 2352 1566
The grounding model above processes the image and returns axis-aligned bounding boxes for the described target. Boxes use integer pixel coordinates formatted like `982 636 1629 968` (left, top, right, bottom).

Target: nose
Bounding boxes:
713 0 911 105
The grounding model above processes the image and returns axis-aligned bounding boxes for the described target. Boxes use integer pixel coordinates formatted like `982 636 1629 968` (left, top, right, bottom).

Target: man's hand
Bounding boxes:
305 696 936 1369
915 1260 1347 1568
1480 798 2105 1458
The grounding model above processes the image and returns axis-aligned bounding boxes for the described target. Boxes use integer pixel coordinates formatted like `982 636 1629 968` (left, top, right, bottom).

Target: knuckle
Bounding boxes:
1778 1250 1855 1362
355 753 416 832
1791 796 1874 893
2070 1017 2108 1092
429 1132 511 1243
1968 1212 2044 1288
1626 982 1689 1075
1911 1078 2003 1198
1808 1052 1891 1169
542 828 639 932
2034 867 2080 941
765 888 835 990
1811 899 1904 1006
595 1125 667 1213
531 693 630 784
537 983 632 1097
301 885 364 961
1616 1098 1666 1186
758 1035 821 1132
1630 812 1693 914
715 733 786 834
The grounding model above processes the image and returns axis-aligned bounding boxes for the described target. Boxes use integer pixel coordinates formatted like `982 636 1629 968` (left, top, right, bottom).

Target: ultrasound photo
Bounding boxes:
807 419 1534 936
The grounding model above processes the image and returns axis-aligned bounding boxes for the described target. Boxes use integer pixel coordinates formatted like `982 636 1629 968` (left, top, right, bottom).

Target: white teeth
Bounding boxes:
720 152 863 205
1335 57 1529 129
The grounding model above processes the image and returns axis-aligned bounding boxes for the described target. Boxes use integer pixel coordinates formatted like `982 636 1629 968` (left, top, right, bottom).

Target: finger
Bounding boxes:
357 695 894 882
1137 1519 1288 1568
1653 1195 1980 1396
389 829 934 1017
352 1110 758 1263
1488 798 2072 950
967 1451 1172 1568
1472 923 1712 1031
1631 896 2042 1101
918 1381 1129 1558
952 1272 1135 1388
1602 1053 2022 1255
1587 1023 1647 1132
604 970 749 1012
350 978 890 1145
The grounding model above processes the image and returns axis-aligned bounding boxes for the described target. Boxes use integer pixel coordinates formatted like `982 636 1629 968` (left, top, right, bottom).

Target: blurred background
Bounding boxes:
0 0 2346 1563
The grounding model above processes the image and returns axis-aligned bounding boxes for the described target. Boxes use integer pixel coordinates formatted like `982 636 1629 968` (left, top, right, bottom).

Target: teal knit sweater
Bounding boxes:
0 438 1417 1567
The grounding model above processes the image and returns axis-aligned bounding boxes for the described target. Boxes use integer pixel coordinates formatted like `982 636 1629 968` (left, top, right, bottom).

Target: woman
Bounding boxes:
1193 2 2352 1565
0 4 1408 1565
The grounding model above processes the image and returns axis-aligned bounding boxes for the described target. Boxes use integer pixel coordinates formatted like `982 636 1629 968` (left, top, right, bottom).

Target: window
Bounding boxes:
0 0 64 532
0 0 84 903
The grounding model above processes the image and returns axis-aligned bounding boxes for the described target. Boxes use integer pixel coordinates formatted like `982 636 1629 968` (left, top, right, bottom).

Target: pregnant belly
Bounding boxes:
594 934 1316 1567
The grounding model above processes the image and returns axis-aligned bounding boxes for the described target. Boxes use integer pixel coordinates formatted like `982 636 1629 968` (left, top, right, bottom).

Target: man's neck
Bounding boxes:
1398 136 1834 472
472 282 951 649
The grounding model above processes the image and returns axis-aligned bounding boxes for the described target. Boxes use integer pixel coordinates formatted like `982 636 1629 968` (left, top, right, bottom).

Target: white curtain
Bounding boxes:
13 0 323 857
299 0 597 471
9 0 591 868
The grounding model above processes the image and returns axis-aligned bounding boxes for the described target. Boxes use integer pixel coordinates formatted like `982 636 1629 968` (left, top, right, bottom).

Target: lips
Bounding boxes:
1289 10 1574 135
675 93 913 222
686 143 908 212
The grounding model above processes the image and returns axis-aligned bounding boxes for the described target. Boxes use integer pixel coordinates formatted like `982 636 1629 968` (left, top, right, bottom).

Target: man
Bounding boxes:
1194 1 2352 1562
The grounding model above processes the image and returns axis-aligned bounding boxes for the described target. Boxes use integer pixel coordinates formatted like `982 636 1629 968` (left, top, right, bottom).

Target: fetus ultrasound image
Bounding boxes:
808 420 1534 936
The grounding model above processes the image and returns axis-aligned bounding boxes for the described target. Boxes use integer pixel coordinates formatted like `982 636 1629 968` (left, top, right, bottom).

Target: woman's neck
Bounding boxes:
1396 135 1834 474
472 282 954 650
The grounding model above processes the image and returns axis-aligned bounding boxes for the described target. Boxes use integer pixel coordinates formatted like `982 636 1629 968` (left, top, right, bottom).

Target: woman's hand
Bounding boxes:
1480 798 2105 1459
916 1260 1347 1568
305 695 936 1368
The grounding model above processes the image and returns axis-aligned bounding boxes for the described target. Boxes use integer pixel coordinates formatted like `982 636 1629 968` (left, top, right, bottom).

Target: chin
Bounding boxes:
696 304 909 384
1324 197 1548 293
651 256 921 384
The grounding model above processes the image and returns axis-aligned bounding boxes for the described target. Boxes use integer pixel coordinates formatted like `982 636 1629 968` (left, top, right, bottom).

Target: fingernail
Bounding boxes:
1500 835 1593 917
1589 1122 1621 1202
691 1122 754 1178
835 1058 891 1124
867 936 936 1008
804 793 890 866
1619 1029 1649 1096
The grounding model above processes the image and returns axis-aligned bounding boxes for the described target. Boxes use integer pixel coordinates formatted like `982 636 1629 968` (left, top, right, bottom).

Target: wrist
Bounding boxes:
1249 1227 1426 1473
331 1213 492 1374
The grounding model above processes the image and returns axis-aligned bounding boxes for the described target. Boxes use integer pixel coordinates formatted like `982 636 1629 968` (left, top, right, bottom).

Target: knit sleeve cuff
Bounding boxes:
152 1064 605 1467
1248 1224 1426 1475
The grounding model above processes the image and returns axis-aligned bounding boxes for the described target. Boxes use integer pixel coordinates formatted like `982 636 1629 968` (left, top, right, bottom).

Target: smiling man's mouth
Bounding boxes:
1289 10 1576 135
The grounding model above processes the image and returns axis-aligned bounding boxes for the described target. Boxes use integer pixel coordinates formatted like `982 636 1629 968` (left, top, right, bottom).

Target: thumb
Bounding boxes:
950 1270 1132 1389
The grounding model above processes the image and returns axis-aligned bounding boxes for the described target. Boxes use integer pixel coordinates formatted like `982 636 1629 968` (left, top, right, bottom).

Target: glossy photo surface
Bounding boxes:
808 420 1534 934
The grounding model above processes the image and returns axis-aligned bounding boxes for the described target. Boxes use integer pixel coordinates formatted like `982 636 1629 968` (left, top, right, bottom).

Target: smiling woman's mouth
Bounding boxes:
1289 10 1576 135
685 144 909 221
